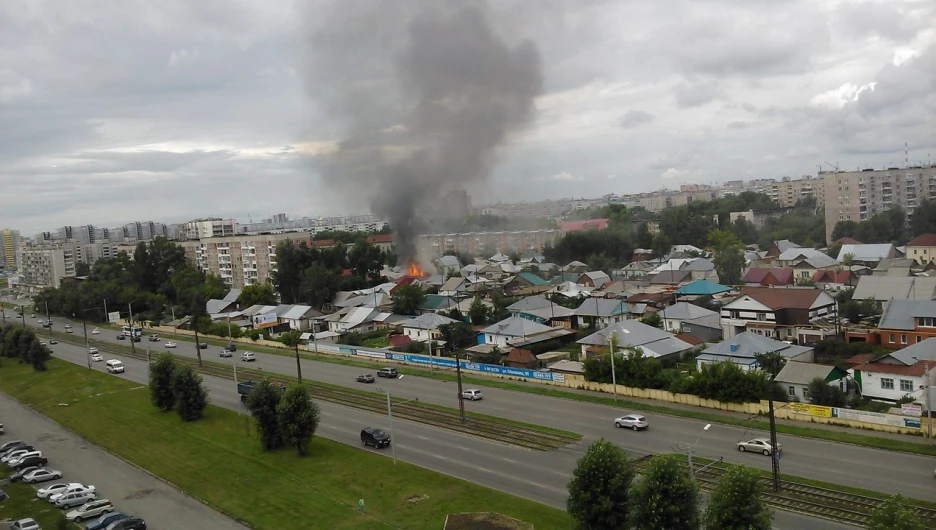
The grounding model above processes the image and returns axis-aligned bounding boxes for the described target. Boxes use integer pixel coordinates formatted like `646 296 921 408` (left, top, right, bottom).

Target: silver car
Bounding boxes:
66 498 114 523
50 484 96 504
55 489 97 509
737 437 781 456
23 468 62 484
614 414 649 431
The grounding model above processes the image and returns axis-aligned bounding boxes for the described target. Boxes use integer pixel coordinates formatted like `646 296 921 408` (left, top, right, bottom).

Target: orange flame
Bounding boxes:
408 263 424 277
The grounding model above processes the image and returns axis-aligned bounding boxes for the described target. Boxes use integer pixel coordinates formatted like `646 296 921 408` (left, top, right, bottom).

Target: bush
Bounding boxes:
171 365 209 421
683 362 771 403
149 354 177 411
277 385 321 456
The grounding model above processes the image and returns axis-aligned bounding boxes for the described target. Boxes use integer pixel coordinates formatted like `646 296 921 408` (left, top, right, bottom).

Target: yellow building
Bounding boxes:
906 234 936 265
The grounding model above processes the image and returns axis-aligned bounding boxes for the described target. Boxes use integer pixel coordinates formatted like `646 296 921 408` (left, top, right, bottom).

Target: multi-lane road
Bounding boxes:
4 307 928 529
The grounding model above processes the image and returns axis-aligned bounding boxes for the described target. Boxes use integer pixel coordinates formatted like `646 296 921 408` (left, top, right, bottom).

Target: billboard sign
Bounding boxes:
108 311 121 324
252 313 278 329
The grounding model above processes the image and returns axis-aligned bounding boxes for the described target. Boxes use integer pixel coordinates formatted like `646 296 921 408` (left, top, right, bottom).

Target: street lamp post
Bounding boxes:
687 423 712 481
912 356 933 442
606 332 619 402
379 375 416 466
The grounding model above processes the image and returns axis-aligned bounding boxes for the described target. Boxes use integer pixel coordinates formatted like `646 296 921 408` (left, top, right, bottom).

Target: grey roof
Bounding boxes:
682 258 715 271
775 361 842 385
853 276 936 302
439 255 460 268
580 271 611 284
574 298 629 317
439 276 467 293
661 302 718 321
774 240 801 253
577 320 693 358
878 299 936 330
241 304 277 317
223 289 242 303
513 304 576 320
837 244 894 262
701 332 812 360
481 316 555 338
883 337 936 366
778 247 828 262
273 304 296 317
800 254 840 269
650 269 692 284
508 296 553 311
206 299 233 315
281 305 314 320
402 312 458 331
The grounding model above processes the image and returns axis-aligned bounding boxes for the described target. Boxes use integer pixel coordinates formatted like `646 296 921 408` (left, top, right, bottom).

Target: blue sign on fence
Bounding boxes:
386 353 565 383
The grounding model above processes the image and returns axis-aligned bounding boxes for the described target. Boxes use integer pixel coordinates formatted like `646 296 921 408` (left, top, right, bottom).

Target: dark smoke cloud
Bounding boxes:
302 1 543 264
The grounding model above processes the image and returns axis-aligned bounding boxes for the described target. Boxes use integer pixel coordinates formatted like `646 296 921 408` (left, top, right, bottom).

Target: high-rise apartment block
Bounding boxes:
416 229 559 259
182 218 238 240
1 229 22 271
770 176 825 208
177 232 309 288
822 166 936 244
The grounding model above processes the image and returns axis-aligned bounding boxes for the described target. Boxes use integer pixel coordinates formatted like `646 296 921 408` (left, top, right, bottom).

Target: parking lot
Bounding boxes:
0 392 246 529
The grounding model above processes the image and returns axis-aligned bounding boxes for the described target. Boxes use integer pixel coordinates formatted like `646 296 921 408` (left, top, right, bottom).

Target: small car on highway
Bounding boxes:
219 349 233 358
148 334 160 342
105 515 147 530
356 374 375 383
377 367 398 378
737 437 781 456
116 335 125 340
87 512 129 530
614 414 649 431
241 352 256 362
66 498 114 523
163 341 176 348
55 489 98 509
23 468 63 484
91 328 100 334
50 339 58 344
30 314 36 318
196 342 208 349
361 427 391 448
91 353 103 362
224 343 237 352
88 347 99 355
38 482 84 499
105 360 125 373
461 389 483 401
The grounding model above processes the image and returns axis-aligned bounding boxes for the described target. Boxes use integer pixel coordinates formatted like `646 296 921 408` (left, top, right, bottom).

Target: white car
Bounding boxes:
164 341 177 348
737 437 782 456
55 489 97 509
66 498 114 523
88 347 99 355
614 414 649 431
461 389 483 401
23 468 62 484
50 484 96 504
2 448 34 463
90 353 103 362
241 352 256 362
91 328 100 334
66 328 74 333
38 482 84 499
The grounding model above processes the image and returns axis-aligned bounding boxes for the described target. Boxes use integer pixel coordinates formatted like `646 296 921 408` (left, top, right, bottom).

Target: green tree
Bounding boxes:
347 240 385 283
635 222 654 249
247 379 285 451
438 321 476 351
300 262 341 310
468 296 489 324
271 241 311 304
639 311 663 329
630 454 700 530
277 385 321 456
26 339 51 371
869 494 926 530
171 365 209 421
279 330 304 383
239 282 277 308
149 353 177 411
807 377 847 407
753 351 787 379
708 230 744 286
651 232 672 259
910 199 936 238
567 438 635 530
392 283 426 315
702 465 772 530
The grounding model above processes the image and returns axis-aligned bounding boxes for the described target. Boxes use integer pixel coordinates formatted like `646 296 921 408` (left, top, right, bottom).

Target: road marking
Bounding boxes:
501 457 516 463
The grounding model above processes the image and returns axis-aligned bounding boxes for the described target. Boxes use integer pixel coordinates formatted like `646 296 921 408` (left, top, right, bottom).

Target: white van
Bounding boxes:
105 360 124 373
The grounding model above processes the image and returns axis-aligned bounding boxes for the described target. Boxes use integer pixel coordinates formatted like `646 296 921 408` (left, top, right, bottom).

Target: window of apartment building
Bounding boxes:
757 313 766 321
900 380 914 392
919 317 935 327
901 334 907 344
889 333 895 343
880 378 894 390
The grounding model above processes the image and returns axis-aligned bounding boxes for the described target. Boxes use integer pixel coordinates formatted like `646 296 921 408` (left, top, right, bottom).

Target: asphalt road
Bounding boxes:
0 393 246 530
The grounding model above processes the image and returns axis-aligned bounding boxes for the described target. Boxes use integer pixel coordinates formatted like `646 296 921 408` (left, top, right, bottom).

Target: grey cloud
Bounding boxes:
727 121 750 130
617 110 655 129
673 80 723 108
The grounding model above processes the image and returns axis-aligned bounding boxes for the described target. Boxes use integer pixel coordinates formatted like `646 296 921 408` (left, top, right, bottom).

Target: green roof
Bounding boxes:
421 294 456 310
519 272 548 286
673 279 732 296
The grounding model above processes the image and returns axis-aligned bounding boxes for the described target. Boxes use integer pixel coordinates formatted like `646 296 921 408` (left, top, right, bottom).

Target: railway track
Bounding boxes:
47 331 580 451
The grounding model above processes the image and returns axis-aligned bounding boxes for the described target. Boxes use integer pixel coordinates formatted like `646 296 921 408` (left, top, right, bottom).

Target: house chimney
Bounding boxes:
730 344 738 352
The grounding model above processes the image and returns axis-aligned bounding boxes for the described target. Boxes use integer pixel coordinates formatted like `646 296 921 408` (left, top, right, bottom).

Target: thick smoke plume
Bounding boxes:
302 1 543 265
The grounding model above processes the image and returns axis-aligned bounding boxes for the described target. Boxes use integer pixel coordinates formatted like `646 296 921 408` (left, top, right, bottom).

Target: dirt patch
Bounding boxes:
123 488 154 500
444 512 534 530
406 494 428 503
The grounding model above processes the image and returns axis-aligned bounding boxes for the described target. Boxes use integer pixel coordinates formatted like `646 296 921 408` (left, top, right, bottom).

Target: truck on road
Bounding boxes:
237 380 286 403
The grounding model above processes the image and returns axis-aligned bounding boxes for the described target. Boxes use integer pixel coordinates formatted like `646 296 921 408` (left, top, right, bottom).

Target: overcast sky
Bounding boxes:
2 0 935 235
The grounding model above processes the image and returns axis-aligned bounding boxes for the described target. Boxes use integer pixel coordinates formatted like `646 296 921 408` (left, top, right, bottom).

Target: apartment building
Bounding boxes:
178 232 310 288
235 214 387 237
21 247 72 289
117 220 168 242
477 198 605 218
1 229 21 270
183 218 238 240
636 189 718 212
823 166 936 244
771 176 825 208
416 229 559 259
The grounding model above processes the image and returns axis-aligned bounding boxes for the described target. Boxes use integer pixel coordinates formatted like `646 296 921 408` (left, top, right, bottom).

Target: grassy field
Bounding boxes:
0 480 72 529
0 359 571 530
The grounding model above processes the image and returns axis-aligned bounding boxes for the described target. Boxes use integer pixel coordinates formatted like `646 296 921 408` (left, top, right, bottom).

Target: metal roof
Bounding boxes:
661 302 719 321
853 276 936 303
701 332 812 359
402 312 458 330
481 316 555 337
774 361 843 385
878 299 936 330
837 244 894 262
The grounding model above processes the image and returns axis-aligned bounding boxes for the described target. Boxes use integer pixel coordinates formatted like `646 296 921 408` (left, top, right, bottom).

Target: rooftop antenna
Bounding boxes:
905 142 909 168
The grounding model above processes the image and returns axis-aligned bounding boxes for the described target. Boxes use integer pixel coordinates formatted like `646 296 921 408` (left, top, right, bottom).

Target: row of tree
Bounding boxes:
568 439 928 530
832 200 936 246
244 379 321 455
148 354 210 421
0 325 52 371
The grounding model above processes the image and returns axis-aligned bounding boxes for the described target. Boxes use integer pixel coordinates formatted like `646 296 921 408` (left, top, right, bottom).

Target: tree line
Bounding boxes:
0 324 52 371
831 200 936 246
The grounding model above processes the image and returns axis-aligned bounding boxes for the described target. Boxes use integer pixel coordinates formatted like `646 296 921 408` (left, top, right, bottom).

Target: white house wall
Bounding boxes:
859 371 923 402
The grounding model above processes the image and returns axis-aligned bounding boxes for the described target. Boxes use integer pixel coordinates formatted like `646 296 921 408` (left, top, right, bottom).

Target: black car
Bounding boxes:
116 335 126 341
8 465 41 483
13 455 48 471
224 343 237 352
49 339 57 345
131 336 141 343
197 342 208 349
107 516 146 530
87 512 128 530
361 427 391 448
0 440 25 453
356 374 375 384
377 367 398 378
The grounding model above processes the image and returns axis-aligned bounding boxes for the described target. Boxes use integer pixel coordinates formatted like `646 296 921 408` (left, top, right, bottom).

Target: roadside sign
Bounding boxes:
108 311 121 324
901 403 923 417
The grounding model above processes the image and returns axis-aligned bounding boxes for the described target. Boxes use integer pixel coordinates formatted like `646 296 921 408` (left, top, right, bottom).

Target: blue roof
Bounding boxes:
674 279 731 296
519 272 548 286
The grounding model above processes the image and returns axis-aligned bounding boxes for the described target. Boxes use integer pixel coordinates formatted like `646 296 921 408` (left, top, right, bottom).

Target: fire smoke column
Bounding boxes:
302 1 543 265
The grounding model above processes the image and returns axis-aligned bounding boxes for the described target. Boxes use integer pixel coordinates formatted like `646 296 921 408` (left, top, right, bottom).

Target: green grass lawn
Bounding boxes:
0 480 73 529
0 360 570 530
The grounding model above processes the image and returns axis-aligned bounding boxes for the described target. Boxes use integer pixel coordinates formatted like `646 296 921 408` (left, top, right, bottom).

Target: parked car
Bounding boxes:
148 335 160 342
50 485 96 504
9 465 42 482
219 349 232 358
8 452 42 467
91 328 100 335
377 367 398 378
116 335 125 341
87 513 128 530
0 488 7 501
614 414 649 431
38 482 84 499
737 437 781 456
11 519 40 530
91 353 103 362
13 455 48 471
163 341 176 349
361 427 391 448
24 468 63 484
0 422 4 434
461 389 483 401
56 489 98 509
67 499 114 523
88 347 99 355
1 445 33 461
3 449 39 464
65 324 72 330
241 352 256 362
0 440 26 453
105 516 146 530
105 360 124 374
356 374 375 383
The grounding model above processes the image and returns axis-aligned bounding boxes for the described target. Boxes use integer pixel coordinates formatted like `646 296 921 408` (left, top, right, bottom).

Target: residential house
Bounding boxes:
243 305 278 330
765 240 801 258
206 298 238 316
650 269 693 285
743 267 794 286
775 361 848 402
438 276 469 297
660 302 720 335
437 255 461 276
673 279 732 296
519 251 544 264
719 286 837 343
577 320 695 360
906 234 936 265
480 316 564 349
872 258 916 277
560 260 589 275
811 269 853 292
574 298 630 329
324 306 381 333
671 244 706 256
419 294 459 314
681 258 718 282
626 291 675 310
505 348 538 369
852 338 936 403
502 272 550 295
836 244 896 267
776 249 839 283
696 332 815 371
276 304 322 331
547 359 585 376
577 270 611 288
851 276 936 309
402 313 459 342
874 300 936 348
488 252 510 263
507 296 576 328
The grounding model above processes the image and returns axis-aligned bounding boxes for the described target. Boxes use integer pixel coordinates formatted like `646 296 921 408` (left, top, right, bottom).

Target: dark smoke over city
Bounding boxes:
302 1 543 266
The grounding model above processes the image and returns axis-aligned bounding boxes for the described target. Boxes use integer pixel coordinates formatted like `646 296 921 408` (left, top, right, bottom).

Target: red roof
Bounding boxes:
675 333 705 346
854 360 926 376
560 218 609 232
367 234 394 244
737 286 822 310
844 353 876 366
743 267 794 286
389 335 411 347
390 276 419 294
834 237 862 245
312 239 335 248
907 234 936 247
811 269 851 284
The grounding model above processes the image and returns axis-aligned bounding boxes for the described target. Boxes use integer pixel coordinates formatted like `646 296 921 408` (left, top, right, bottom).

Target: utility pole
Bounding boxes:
607 333 618 402
83 317 90 371
768 397 781 491
128 303 137 358
454 350 466 423
45 302 52 340
926 360 933 442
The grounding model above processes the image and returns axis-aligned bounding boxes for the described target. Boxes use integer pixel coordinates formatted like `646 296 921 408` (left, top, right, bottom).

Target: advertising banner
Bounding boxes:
107 311 121 324
901 403 923 417
252 313 278 329
787 402 832 418
831 407 921 430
